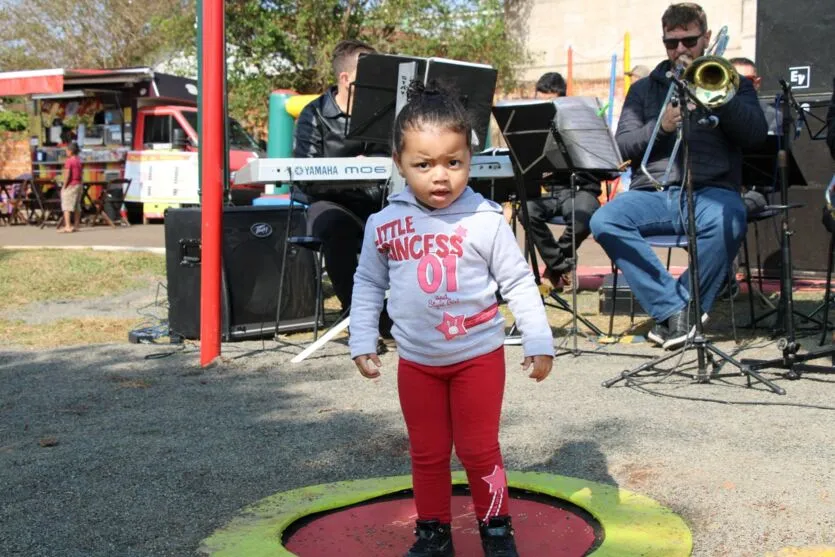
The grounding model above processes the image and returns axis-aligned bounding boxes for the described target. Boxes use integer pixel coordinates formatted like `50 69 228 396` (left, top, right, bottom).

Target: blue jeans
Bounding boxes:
590 186 746 322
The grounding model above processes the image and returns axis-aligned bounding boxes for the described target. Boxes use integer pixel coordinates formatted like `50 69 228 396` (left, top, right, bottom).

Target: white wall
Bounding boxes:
518 0 757 82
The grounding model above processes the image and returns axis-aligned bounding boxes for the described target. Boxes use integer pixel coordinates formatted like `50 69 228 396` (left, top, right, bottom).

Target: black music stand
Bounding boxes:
349 53 498 150
740 135 816 329
493 97 637 358
740 81 835 380
347 53 426 146
742 136 805 189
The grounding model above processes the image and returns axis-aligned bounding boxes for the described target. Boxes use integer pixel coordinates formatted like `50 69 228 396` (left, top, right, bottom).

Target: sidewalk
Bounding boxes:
1 221 820 294
0 223 166 251
0 220 686 264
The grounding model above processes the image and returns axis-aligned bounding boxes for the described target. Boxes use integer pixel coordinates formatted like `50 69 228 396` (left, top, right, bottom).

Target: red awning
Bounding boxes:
0 69 65 96
0 67 157 97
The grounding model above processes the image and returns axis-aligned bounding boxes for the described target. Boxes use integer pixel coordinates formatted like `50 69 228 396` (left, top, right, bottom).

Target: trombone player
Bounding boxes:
590 2 768 349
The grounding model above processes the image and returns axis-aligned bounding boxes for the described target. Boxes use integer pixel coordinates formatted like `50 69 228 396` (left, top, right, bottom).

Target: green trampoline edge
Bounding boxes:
198 471 692 557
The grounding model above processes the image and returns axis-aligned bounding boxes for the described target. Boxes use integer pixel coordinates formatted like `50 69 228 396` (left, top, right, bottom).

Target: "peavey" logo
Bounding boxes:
250 223 273 238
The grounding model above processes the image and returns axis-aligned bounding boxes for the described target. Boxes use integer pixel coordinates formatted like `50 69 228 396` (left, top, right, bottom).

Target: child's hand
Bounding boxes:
354 354 382 379
522 355 553 382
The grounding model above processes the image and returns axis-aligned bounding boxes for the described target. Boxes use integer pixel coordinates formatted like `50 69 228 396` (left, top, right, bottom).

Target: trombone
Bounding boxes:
639 26 740 189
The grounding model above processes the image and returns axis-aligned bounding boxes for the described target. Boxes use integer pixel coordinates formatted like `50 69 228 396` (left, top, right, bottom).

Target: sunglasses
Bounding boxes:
662 34 702 49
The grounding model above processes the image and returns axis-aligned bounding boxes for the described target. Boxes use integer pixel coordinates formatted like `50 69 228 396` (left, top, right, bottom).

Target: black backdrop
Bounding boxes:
753 0 833 275
756 0 835 97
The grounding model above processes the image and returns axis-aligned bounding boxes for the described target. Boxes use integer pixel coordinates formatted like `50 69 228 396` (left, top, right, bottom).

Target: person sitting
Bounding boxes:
589 2 768 349
625 64 651 82
730 57 771 215
293 39 393 336
523 71 601 291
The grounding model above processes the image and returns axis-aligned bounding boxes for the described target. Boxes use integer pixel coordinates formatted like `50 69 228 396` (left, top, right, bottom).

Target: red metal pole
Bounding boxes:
199 0 223 366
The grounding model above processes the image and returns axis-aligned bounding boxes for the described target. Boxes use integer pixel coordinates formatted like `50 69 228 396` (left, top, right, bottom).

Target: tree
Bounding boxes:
0 0 195 70
221 0 530 134
0 0 530 136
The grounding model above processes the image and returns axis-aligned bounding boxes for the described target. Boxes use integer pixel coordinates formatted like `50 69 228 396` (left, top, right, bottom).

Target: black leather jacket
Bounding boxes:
293 86 389 159
292 86 390 206
617 60 768 191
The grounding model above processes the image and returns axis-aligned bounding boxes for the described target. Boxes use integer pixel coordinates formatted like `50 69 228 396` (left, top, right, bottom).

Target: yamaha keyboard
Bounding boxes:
234 155 514 185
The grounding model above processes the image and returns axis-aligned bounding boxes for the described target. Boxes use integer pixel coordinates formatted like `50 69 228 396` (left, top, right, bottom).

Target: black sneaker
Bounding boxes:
648 310 709 350
478 516 519 557
405 520 455 557
718 277 740 300
647 323 668 347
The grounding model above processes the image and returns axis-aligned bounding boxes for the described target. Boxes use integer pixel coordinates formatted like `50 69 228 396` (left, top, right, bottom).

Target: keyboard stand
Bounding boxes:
291 315 350 363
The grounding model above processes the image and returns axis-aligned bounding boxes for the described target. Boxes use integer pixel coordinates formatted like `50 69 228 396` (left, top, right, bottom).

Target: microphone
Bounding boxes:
794 103 808 139
778 78 790 94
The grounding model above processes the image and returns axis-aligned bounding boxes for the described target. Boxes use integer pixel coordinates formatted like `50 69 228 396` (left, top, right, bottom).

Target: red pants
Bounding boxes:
398 347 509 524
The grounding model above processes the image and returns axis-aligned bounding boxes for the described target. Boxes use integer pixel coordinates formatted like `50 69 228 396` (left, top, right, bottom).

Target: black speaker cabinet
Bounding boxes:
165 206 320 341
756 0 835 97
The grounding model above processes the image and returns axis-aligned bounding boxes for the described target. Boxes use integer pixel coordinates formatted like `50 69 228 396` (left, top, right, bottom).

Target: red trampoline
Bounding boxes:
284 488 600 557
198 472 692 557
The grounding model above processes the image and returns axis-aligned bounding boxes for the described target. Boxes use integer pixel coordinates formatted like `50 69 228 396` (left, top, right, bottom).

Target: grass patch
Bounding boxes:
0 317 145 348
0 249 165 310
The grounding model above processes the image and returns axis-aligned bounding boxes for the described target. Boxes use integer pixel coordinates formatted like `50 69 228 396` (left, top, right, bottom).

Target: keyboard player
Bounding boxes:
293 39 393 336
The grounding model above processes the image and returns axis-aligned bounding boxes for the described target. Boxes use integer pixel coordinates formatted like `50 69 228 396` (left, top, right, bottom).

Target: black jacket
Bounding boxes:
293 86 389 159
292 86 390 207
617 60 768 191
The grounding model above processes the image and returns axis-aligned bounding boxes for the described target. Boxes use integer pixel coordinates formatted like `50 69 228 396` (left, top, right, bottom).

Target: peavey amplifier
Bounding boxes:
165 206 320 340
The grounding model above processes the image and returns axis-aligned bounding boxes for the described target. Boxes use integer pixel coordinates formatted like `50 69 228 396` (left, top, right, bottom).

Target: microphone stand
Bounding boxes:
741 80 835 379
603 75 785 394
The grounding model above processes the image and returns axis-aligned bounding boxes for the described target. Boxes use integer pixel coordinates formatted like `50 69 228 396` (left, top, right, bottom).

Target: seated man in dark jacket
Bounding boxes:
590 2 767 349
524 71 601 292
293 39 392 333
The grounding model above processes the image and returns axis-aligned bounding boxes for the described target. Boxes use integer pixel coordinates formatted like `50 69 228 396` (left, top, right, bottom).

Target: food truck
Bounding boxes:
0 67 264 221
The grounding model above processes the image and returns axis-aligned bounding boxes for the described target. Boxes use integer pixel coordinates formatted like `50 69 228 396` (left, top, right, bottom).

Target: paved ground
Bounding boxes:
2 330 835 557
2 223 834 557
0 223 166 251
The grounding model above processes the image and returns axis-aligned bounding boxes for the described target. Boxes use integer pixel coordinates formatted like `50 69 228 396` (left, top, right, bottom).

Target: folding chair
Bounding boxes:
606 234 689 336
277 228 327 342
0 179 26 225
535 212 605 338
805 209 835 346
274 194 328 342
82 181 116 227
106 178 132 227
609 231 741 342
739 206 780 327
27 179 63 228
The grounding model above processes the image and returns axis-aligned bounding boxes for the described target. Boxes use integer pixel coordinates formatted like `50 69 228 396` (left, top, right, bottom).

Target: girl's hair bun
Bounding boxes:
406 79 444 103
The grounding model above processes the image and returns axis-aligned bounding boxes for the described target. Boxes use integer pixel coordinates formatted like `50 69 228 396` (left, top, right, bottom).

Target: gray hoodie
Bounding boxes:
350 186 554 366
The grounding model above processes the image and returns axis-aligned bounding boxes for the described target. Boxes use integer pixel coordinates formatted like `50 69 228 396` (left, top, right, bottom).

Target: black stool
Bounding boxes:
739 207 781 328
